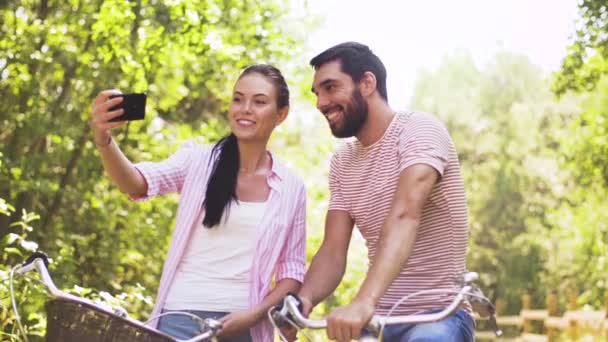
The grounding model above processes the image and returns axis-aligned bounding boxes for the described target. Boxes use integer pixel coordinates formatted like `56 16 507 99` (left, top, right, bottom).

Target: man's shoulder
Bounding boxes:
399 111 446 129
397 111 452 140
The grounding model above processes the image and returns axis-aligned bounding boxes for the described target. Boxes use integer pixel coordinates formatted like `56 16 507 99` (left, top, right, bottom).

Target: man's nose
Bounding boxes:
316 94 330 111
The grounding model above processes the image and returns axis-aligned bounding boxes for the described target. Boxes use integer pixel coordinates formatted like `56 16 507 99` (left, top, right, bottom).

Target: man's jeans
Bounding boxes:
379 308 475 342
157 309 252 342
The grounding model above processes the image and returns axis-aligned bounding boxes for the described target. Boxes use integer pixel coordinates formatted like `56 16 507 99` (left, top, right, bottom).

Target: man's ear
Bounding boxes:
359 71 377 98
276 106 289 126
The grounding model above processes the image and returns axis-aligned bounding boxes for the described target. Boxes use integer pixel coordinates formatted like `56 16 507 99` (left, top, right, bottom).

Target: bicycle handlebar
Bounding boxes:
17 258 98 308
275 284 474 335
272 271 503 338
14 256 222 342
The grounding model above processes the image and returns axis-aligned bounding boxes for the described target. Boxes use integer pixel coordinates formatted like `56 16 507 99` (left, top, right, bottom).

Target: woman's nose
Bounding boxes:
243 100 254 113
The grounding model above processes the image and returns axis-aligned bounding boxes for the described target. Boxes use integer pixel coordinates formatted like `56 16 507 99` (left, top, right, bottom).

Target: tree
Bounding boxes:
410 51 582 313
551 0 608 304
554 0 608 95
543 79 608 307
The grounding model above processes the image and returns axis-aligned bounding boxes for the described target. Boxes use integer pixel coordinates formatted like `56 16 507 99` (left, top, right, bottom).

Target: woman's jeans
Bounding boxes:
379 308 475 342
157 309 252 342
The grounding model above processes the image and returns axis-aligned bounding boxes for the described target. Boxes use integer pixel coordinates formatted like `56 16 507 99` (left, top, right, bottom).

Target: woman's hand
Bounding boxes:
90 89 126 147
218 310 260 338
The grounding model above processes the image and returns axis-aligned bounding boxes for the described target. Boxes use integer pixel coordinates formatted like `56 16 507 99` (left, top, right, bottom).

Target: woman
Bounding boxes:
89 65 306 342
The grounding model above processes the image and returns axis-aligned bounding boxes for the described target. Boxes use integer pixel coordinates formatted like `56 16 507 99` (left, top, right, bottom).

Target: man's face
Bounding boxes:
311 60 368 138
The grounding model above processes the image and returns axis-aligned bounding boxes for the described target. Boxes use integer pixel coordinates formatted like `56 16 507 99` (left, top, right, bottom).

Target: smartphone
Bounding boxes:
108 93 147 122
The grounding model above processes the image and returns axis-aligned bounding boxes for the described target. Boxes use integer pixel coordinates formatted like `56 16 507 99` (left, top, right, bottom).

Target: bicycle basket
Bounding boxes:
45 298 174 342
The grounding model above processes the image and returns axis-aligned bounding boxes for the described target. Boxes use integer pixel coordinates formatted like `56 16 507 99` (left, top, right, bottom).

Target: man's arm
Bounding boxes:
326 164 439 341
298 209 354 311
354 163 438 305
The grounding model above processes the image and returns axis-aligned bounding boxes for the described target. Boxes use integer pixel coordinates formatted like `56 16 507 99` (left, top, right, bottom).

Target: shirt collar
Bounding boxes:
267 151 285 192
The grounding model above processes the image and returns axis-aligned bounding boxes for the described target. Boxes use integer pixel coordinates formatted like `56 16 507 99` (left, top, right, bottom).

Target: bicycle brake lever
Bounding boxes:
272 293 303 327
466 286 503 337
468 286 494 318
487 314 503 337
276 292 303 311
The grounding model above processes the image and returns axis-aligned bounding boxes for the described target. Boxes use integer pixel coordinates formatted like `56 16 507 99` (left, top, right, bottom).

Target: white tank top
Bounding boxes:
164 200 267 312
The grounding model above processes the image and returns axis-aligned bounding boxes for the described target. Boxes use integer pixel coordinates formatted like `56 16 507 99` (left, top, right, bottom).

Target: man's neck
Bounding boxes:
355 100 395 147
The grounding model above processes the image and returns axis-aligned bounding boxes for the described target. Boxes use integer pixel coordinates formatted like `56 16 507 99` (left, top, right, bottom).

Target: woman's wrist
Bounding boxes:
95 135 112 148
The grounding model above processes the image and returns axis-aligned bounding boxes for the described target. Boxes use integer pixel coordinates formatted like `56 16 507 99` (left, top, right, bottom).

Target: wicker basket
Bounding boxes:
45 297 174 342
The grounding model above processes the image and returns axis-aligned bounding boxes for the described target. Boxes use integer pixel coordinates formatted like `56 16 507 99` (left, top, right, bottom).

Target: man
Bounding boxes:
297 42 474 341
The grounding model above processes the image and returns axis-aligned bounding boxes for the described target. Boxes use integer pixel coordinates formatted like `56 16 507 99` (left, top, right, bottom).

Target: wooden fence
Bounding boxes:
476 291 608 341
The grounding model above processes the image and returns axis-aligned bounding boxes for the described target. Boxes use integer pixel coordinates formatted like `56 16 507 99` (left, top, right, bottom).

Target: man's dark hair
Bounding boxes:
310 42 388 102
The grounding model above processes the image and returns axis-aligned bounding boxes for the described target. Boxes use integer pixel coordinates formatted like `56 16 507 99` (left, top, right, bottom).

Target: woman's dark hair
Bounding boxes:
202 64 289 228
309 41 388 102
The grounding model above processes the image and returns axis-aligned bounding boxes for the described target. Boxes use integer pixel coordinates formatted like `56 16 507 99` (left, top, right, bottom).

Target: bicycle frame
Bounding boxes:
11 256 221 342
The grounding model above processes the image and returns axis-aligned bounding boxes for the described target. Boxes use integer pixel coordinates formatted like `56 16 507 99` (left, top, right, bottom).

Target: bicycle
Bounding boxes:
8 252 223 342
269 272 503 341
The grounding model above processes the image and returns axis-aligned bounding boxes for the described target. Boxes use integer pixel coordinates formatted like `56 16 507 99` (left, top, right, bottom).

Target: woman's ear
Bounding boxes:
359 71 377 98
276 106 289 126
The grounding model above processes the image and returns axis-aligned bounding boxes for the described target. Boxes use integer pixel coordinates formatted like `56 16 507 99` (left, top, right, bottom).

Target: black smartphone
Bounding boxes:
108 93 147 122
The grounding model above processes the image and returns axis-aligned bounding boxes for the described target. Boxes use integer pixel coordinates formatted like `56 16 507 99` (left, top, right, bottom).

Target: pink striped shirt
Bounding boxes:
329 112 469 316
133 140 306 342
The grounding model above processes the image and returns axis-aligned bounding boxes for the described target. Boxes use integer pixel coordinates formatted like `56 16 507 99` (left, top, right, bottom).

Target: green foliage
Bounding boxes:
1 196 42 341
554 0 608 95
0 195 157 341
541 78 608 307
551 0 608 312
561 78 608 187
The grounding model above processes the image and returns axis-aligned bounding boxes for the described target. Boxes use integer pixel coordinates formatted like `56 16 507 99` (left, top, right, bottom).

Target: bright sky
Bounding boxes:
303 0 580 110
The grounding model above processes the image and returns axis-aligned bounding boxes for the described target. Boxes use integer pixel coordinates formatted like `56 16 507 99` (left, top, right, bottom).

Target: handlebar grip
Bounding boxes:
23 251 50 269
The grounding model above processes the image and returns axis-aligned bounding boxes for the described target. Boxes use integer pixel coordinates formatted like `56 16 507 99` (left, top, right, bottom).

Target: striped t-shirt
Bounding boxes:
329 111 469 315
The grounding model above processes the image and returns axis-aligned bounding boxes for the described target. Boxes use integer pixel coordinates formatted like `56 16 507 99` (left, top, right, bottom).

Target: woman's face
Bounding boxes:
228 73 288 143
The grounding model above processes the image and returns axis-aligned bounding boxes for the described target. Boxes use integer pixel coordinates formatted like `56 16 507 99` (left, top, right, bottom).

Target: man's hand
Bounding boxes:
298 295 314 317
326 298 375 341
218 310 259 338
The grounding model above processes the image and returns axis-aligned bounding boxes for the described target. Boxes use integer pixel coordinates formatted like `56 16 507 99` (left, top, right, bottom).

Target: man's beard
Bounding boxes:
331 90 368 138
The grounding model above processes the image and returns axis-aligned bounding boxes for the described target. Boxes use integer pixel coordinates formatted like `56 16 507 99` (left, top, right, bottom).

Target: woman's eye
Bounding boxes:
232 97 241 103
